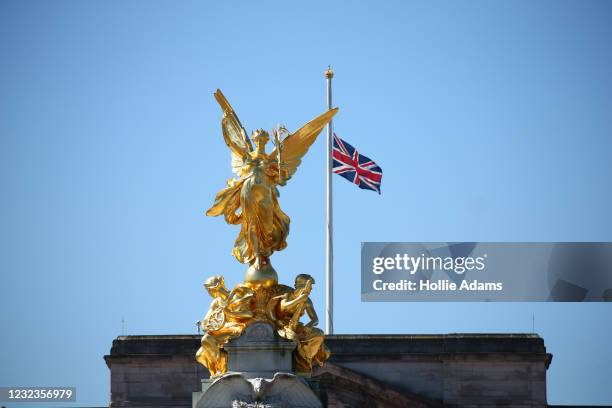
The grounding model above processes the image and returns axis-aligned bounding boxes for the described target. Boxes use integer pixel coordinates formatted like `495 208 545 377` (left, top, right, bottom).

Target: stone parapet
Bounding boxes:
105 333 551 407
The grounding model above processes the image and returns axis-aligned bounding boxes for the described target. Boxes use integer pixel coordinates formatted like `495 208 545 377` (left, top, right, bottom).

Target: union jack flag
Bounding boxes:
333 133 383 194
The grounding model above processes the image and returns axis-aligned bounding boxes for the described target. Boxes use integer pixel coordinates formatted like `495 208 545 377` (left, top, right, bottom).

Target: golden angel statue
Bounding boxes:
206 90 338 280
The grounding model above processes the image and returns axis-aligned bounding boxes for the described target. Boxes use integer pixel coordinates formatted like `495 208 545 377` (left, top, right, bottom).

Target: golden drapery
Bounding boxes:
207 154 290 264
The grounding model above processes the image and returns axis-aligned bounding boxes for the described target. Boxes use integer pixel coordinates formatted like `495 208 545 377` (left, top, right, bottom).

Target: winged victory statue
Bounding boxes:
206 90 338 284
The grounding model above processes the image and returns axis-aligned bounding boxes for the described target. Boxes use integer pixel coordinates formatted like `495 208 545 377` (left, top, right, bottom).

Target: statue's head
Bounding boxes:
251 129 270 149
204 275 225 296
295 274 315 289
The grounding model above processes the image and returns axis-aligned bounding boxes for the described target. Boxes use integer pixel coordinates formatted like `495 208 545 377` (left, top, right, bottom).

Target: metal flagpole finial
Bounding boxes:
325 65 334 79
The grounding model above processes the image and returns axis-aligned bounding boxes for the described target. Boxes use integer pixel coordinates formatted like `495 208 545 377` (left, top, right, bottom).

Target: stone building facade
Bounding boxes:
104 333 552 407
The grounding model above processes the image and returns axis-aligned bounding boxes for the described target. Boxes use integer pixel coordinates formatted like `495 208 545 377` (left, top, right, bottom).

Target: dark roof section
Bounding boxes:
106 333 550 368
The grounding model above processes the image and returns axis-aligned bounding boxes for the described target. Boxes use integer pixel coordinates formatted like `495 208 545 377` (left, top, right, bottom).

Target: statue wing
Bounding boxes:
270 107 338 186
214 89 253 174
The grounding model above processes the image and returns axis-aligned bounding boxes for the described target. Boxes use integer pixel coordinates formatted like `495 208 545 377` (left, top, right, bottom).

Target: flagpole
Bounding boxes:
325 66 334 335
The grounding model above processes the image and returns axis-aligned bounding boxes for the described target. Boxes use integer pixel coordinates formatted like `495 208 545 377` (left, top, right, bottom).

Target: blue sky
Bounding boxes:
1 0 611 406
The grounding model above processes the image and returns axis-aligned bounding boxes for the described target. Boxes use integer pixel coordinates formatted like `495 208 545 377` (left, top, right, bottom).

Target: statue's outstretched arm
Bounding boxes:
280 291 309 311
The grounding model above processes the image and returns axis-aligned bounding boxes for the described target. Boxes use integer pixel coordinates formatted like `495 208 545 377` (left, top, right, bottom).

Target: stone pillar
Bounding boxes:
192 322 322 408
224 321 296 379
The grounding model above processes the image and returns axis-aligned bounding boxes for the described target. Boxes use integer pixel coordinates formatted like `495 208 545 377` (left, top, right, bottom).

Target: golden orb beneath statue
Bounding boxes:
244 263 278 288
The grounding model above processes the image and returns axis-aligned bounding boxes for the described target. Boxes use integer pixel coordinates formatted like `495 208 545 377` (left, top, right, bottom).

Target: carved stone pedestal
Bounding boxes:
224 322 296 379
192 322 322 408
192 373 322 408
